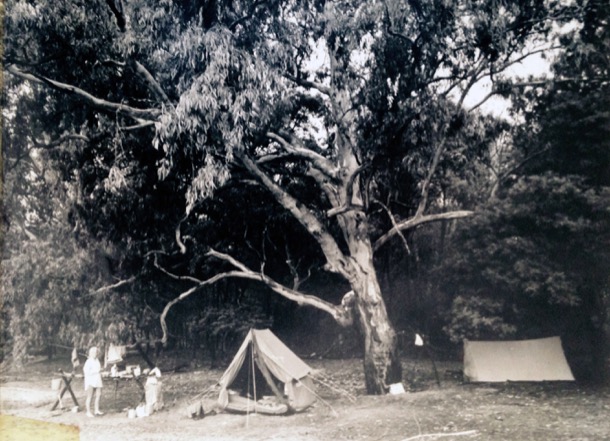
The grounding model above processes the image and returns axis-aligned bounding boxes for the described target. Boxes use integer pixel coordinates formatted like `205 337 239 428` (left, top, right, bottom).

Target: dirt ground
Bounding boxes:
1 356 609 441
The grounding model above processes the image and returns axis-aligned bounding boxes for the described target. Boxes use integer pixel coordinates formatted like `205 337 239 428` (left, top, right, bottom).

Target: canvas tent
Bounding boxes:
217 329 316 414
463 336 575 382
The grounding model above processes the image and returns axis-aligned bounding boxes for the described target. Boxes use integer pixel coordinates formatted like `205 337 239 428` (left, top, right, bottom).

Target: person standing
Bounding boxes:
84 346 104 417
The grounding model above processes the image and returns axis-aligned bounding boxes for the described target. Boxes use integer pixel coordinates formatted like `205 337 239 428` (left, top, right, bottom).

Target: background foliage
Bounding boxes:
2 0 608 383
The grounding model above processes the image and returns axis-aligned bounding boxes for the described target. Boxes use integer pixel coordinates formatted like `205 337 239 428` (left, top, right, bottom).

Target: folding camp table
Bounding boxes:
129 372 146 405
51 370 79 411
111 372 146 407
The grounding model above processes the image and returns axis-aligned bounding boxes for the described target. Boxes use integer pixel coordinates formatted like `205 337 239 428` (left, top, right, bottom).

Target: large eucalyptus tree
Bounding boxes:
4 0 579 392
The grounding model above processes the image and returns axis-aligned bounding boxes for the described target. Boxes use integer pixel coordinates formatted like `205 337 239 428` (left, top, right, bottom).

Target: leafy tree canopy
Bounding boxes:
3 0 592 390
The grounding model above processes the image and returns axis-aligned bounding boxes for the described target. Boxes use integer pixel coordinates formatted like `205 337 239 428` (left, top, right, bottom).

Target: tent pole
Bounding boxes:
251 344 257 405
246 343 255 427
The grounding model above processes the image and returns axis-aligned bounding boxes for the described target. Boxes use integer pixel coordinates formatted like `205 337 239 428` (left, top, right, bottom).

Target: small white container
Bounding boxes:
389 383 406 395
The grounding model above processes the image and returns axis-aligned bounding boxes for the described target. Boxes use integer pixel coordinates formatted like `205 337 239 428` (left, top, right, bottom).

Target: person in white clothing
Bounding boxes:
84 346 103 417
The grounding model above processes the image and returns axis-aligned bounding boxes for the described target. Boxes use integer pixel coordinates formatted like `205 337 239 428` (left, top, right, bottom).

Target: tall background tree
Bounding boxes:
441 0 610 382
1 84 131 361
3 0 595 390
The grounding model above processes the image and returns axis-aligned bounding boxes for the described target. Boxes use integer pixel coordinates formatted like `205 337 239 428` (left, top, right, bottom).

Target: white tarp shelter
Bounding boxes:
463 336 575 382
217 329 316 414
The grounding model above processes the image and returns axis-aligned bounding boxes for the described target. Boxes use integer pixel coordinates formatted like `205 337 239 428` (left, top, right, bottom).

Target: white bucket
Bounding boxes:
51 378 62 390
136 404 148 418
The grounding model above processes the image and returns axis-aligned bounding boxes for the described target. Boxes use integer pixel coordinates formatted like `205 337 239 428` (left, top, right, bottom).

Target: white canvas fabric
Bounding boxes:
105 344 126 366
218 329 316 412
463 336 575 382
252 329 312 381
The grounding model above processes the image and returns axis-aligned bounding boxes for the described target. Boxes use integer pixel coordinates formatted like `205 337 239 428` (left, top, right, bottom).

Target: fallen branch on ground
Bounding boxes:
402 430 478 441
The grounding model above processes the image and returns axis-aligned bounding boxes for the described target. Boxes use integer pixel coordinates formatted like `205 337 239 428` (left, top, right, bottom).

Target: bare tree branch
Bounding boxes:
511 76 610 88
104 0 126 32
373 210 474 251
466 46 565 112
133 60 170 103
490 147 552 197
456 61 488 110
120 121 156 131
100 59 126 68
6 150 34 173
255 153 293 164
284 73 332 96
159 271 245 344
285 243 312 290
327 163 370 217
7 65 161 122
33 134 90 149
175 215 188 254
266 131 338 179
238 153 352 278
326 204 365 217
207 249 353 324
152 253 200 284
306 166 340 207
373 200 411 255
20 225 39 241
157 249 354 344
417 59 488 216
467 90 497 113
415 137 448 218
495 46 562 73
418 62 490 219
229 0 267 31
86 276 137 297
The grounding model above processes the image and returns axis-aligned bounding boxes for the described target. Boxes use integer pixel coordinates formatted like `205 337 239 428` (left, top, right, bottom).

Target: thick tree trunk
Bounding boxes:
240 146 402 393
356 284 402 394
343 213 402 394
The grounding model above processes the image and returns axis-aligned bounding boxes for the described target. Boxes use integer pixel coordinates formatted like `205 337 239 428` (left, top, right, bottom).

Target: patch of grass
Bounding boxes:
0 415 79 441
